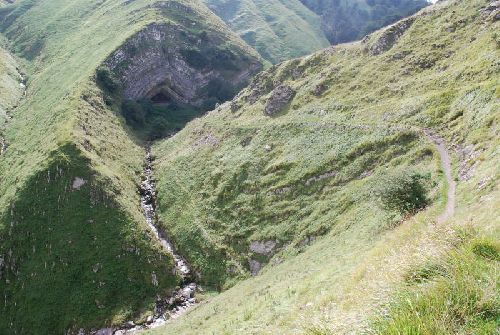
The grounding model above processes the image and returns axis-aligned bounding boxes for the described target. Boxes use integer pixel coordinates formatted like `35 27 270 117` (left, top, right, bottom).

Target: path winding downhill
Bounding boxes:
423 129 456 223
102 124 455 335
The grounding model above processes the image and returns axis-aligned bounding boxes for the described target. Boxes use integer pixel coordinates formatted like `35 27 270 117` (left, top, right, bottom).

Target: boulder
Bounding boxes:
250 240 277 256
264 84 295 116
249 259 262 276
368 17 416 55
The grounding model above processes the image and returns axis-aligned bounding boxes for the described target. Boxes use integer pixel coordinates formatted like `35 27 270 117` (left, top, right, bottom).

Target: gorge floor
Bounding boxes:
110 147 199 335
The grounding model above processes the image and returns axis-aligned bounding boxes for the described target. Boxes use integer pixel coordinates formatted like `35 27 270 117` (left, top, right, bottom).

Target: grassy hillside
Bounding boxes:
147 0 499 333
300 0 429 44
203 0 428 64
0 42 22 129
0 0 260 333
202 0 330 64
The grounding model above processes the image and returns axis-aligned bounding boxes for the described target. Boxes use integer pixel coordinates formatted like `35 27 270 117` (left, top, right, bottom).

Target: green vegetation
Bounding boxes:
374 169 430 215
0 42 21 126
0 0 498 333
0 0 260 332
203 0 330 63
299 0 428 44
1 144 178 333
122 99 205 140
375 233 499 335
204 0 429 63
145 0 499 333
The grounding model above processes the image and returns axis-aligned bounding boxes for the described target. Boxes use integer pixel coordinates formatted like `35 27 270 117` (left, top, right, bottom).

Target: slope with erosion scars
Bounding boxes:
111 148 199 335
0 44 24 155
146 0 497 333
0 0 261 333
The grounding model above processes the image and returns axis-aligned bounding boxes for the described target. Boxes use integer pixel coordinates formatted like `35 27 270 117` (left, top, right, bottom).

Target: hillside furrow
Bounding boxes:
111 148 199 335
0 66 25 156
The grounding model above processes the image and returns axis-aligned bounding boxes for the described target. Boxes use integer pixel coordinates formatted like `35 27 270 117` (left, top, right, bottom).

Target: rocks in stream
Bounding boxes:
112 147 200 334
92 329 114 335
0 136 7 155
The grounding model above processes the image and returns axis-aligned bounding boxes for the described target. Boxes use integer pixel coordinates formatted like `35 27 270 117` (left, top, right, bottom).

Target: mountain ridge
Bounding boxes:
0 0 497 334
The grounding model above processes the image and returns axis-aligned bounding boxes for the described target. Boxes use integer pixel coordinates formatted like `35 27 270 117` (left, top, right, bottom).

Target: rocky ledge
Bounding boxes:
104 22 262 108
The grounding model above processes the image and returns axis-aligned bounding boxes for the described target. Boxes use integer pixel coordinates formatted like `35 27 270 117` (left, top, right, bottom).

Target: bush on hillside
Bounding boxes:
374 236 499 334
121 100 146 127
374 169 429 215
96 67 120 94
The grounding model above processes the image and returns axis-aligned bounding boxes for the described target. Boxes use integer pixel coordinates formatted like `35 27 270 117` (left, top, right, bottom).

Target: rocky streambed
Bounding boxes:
0 72 26 156
103 148 199 335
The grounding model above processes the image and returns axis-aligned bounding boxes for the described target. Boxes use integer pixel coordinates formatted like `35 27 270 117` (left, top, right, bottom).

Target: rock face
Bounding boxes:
367 17 416 55
104 23 262 108
481 1 500 21
72 177 87 190
299 0 427 45
264 84 295 116
250 240 277 256
248 259 262 276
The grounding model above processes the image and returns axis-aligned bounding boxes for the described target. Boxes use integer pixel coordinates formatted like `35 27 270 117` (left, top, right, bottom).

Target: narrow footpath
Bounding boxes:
423 129 456 223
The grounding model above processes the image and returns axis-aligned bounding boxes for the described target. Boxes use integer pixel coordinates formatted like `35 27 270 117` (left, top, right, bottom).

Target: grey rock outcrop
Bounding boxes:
72 177 87 190
104 23 261 108
481 1 500 21
367 17 416 55
264 84 295 116
249 259 262 276
250 240 277 256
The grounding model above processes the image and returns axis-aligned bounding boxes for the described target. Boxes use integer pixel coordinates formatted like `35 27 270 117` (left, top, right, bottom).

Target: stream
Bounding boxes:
0 71 26 156
109 147 199 335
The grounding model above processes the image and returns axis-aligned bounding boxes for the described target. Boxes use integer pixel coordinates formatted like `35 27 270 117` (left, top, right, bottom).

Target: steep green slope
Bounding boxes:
203 0 428 64
148 0 499 333
0 44 21 123
0 42 22 153
300 0 429 44
202 0 330 64
0 0 260 333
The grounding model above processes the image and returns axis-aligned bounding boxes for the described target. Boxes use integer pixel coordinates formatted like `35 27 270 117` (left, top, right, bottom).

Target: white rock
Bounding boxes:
72 177 87 190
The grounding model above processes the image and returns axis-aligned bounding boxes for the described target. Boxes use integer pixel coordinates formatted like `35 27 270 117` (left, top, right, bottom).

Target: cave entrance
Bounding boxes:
121 96 206 141
150 91 171 104
120 79 234 141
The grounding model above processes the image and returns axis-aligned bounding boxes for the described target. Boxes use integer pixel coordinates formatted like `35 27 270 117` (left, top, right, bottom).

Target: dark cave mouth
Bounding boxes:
150 91 172 104
96 67 239 141
120 79 239 141
121 97 206 141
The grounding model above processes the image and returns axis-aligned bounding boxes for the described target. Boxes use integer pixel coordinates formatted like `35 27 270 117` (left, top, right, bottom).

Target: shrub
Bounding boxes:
180 48 207 69
374 169 429 214
96 67 120 93
405 261 447 283
373 237 499 334
121 100 146 127
472 239 500 261
149 117 171 139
